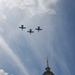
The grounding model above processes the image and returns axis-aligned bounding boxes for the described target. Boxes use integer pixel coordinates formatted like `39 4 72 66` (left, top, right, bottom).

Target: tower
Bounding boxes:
43 58 54 75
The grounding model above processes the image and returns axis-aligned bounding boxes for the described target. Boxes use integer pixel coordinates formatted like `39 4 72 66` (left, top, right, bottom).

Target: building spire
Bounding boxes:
43 57 54 75
45 57 50 71
47 57 49 67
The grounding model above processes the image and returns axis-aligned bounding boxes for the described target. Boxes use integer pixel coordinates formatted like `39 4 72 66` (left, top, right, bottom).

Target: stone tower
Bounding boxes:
43 58 54 75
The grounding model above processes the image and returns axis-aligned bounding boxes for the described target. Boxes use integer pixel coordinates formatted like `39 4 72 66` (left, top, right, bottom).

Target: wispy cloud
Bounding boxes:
0 28 4 33
0 36 29 75
0 0 58 16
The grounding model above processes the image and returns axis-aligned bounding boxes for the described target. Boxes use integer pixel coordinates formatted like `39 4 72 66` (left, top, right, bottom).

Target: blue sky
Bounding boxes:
0 0 75 75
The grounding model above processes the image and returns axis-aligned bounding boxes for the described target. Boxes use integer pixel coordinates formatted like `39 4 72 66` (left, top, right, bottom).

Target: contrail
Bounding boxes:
0 36 29 75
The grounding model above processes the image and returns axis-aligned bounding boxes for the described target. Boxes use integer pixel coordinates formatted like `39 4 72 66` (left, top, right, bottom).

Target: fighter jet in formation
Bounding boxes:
27 29 34 34
35 26 42 32
19 25 26 30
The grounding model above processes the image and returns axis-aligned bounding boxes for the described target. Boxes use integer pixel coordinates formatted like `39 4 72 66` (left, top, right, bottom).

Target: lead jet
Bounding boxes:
27 29 34 34
19 25 26 31
35 26 42 32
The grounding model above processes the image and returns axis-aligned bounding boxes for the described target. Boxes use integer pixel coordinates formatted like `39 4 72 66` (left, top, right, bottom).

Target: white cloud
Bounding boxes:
0 0 58 16
0 69 8 75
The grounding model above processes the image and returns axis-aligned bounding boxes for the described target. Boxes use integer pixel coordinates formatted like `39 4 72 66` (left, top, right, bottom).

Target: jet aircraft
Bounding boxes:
19 25 26 30
35 26 42 32
27 29 34 34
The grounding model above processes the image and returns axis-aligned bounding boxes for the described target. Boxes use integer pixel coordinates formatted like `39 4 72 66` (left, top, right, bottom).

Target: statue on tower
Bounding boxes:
43 57 54 75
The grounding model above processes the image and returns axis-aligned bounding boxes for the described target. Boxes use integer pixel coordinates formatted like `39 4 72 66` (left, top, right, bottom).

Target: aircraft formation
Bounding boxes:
19 25 42 34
